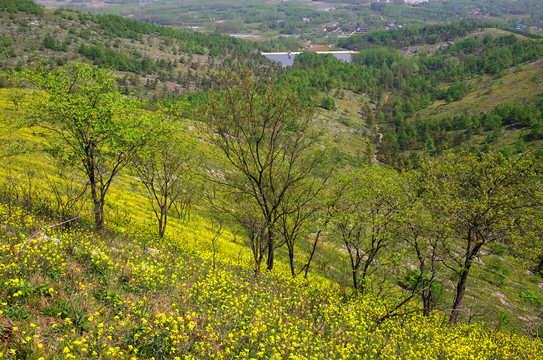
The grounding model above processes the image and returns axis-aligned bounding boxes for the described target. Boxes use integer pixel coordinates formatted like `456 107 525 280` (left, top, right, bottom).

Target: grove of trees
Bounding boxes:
3 62 541 327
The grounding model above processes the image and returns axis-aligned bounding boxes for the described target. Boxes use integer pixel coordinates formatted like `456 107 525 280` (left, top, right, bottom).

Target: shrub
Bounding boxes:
320 96 336 110
519 290 543 307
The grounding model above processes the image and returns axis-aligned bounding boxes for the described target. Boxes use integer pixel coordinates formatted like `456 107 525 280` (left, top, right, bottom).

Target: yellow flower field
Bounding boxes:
0 87 542 360
0 200 542 359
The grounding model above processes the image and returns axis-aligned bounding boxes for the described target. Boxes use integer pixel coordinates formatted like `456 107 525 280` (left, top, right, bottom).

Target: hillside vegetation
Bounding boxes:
1 1 543 359
33 0 543 45
0 4 276 99
1 201 543 360
1 67 543 359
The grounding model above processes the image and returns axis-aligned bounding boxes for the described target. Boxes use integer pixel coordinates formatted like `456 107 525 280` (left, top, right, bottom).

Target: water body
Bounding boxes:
263 52 354 67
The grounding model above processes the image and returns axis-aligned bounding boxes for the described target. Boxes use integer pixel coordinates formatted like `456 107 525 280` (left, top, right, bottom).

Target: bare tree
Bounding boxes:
277 178 329 278
0 137 27 217
201 69 325 273
42 163 88 223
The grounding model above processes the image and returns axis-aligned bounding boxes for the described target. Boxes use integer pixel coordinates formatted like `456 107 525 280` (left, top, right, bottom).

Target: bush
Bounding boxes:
320 96 336 110
519 290 543 307
399 269 444 298
488 243 508 256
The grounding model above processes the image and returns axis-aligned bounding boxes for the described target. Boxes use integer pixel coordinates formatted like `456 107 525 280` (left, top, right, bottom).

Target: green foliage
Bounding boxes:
41 34 65 52
0 0 43 16
331 165 406 293
78 44 155 74
488 243 509 256
416 151 543 324
353 47 401 67
399 269 444 299
94 288 124 309
14 62 158 232
320 95 336 110
443 81 468 102
519 290 543 307
339 21 478 50
131 108 197 238
124 326 174 359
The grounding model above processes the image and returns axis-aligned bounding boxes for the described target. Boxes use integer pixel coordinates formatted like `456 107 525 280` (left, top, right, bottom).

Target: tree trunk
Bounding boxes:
267 229 274 270
419 262 431 317
450 266 469 325
422 278 431 317
288 246 295 277
88 147 104 234
158 205 167 238
359 265 369 296
351 253 360 291
450 246 482 325
90 180 104 234
303 231 321 279
450 236 484 325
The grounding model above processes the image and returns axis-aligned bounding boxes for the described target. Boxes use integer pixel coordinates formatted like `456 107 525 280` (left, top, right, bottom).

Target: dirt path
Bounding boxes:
371 93 387 163
373 123 384 163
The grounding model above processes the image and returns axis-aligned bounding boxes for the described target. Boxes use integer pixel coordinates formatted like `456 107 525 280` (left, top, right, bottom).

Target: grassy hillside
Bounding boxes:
2 201 543 360
422 58 543 118
1 76 543 360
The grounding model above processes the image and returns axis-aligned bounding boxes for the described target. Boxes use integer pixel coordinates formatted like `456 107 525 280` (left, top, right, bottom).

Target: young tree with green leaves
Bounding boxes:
331 165 406 294
398 173 449 317
131 106 197 238
16 63 155 233
417 151 542 325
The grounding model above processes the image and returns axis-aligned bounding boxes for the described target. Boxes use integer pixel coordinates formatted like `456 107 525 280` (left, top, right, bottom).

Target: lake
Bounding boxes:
262 51 354 67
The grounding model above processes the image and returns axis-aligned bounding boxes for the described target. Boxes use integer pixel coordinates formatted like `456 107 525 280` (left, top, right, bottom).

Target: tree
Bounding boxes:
131 107 196 238
320 96 336 110
0 135 28 218
399 172 448 317
331 165 405 294
202 70 325 273
17 63 155 233
276 170 338 278
417 151 542 325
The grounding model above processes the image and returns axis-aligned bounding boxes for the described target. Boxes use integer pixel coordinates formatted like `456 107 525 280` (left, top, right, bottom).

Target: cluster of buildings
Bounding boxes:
321 20 371 35
306 17 407 36
514 23 541 32
385 22 406 29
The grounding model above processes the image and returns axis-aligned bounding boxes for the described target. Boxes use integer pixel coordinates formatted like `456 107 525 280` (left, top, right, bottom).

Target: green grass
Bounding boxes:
422 59 543 119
